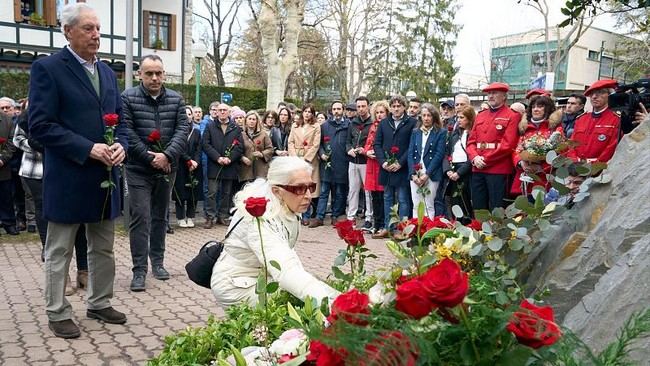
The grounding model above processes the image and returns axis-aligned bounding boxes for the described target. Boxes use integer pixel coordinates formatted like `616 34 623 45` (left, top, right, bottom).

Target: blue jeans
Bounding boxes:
316 181 348 220
383 185 410 230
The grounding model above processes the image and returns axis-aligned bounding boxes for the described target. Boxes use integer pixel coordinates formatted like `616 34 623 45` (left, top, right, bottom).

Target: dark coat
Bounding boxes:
442 127 472 178
0 113 16 181
28 47 128 223
173 125 203 202
121 83 189 174
407 127 447 182
319 117 350 184
202 119 244 180
346 114 373 164
374 114 417 187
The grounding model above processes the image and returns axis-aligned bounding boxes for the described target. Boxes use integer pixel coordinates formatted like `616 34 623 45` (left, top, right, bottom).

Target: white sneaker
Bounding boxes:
186 218 195 228
178 219 188 228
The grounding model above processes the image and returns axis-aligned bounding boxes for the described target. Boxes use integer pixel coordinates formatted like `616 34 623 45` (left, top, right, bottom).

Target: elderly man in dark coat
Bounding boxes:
309 101 350 227
28 3 128 338
121 54 189 292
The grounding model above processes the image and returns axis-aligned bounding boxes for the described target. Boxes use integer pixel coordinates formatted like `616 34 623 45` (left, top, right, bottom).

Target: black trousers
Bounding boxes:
470 172 509 212
0 179 16 225
371 191 385 230
434 176 449 218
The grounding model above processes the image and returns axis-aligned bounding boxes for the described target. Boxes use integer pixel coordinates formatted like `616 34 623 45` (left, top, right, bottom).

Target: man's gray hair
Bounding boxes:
60 3 95 35
0 97 16 106
389 95 407 107
455 93 470 104
142 54 164 64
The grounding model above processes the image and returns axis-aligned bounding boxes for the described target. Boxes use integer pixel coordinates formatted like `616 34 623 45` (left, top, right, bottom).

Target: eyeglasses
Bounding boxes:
277 183 317 195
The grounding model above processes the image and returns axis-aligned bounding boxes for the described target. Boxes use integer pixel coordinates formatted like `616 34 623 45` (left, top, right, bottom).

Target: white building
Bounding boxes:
1 0 194 83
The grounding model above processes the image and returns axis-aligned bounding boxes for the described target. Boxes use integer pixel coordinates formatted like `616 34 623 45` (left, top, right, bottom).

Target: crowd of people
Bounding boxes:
1 2 648 340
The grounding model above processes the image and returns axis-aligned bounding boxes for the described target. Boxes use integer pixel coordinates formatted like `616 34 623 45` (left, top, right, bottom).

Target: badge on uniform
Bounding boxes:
598 134 607 141
495 125 503 130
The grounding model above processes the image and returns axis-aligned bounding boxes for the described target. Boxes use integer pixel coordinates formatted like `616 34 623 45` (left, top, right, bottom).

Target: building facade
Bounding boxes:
0 0 194 82
490 26 631 92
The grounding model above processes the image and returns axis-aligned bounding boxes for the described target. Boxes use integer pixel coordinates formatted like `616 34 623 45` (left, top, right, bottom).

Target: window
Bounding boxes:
143 11 177 51
13 0 79 26
599 56 614 78
588 50 600 61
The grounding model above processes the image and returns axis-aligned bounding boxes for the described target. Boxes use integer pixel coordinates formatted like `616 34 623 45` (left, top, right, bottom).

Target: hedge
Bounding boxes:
0 72 267 112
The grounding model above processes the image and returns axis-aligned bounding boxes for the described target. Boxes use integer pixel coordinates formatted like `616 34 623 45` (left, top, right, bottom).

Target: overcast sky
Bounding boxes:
453 0 618 77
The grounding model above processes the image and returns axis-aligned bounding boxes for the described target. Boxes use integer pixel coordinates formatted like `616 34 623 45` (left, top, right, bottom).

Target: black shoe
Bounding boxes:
17 220 27 231
87 307 127 324
27 225 36 233
130 274 146 292
48 319 81 338
362 220 373 230
152 265 170 280
166 226 174 234
3 225 19 235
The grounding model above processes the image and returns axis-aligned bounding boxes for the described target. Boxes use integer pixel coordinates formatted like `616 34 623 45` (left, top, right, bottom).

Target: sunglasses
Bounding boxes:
277 183 317 195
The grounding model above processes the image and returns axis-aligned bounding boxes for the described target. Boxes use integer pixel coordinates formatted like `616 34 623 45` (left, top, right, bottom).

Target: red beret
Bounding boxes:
482 82 510 93
584 79 618 97
525 88 551 99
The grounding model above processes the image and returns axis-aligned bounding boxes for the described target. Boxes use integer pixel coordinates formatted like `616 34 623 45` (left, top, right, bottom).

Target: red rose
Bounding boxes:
327 289 370 325
323 136 331 143
420 258 469 308
306 340 346 366
343 229 365 247
357 124 365 131
147 129 161 143
103 113 119 127
334 220 355 240
396 218 423 238
507 300 561 349
426 215 454 230
232 139 240 146
413 163 422 171
390 146 399 154
186 160 193 169
447 124 453 132
243 197 268 217
256 140 261 145
361 331 417 366
466 219 482 231
395 277 435 319
303 140 308 146
0 137 6 145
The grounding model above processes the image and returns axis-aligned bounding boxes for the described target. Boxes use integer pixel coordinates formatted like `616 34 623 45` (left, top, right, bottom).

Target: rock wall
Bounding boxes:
529 118 650 362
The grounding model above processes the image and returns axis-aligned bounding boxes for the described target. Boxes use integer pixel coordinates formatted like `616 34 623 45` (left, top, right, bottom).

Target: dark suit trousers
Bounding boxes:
127 169 175 274
471 172 509 212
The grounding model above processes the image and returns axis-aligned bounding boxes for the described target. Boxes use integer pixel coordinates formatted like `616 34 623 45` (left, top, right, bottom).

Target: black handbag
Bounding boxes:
185 217 243 289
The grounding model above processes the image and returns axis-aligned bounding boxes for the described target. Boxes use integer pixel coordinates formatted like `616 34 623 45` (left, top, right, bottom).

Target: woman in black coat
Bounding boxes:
443 106 475 221
173 115 203 228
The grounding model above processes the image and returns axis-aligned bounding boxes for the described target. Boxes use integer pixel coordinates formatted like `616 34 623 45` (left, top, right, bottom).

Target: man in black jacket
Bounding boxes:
122 54 189 292
345 96 373 228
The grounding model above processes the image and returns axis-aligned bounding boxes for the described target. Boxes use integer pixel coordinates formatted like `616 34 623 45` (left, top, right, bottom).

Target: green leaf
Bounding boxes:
229 345 247 366
266 281 279 293
270 260 281 271
495 291 509 305
333 250 347 266
496 345 533 366
421 228 456 241
474 209 491 222
509 239 524 251
546 149 558 163
255 273 266 294
487 238 504 252
287 302 303 325
100 180 111 189
331 266 349 281
386 240 408 259
469 243 483 256
481 222 492 234
417 201 425 222
451 204 465 219
279 354 308 366
514 195 530 211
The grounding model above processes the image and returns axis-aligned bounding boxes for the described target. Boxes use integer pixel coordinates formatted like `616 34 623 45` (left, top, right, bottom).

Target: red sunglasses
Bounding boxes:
277 183 317 195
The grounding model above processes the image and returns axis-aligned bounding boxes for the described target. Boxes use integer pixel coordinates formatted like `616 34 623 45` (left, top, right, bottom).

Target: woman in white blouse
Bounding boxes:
210 157 339 307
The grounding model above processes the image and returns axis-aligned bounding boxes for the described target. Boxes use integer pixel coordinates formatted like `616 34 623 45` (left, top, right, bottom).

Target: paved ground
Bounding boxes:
0 217 391 365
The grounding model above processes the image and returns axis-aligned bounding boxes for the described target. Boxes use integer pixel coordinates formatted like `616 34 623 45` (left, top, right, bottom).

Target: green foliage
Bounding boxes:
554 0 649 27
147 292 301 366
0 72 267 114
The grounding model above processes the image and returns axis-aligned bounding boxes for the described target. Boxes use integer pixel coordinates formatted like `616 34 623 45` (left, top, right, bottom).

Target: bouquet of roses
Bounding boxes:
518 131 566 163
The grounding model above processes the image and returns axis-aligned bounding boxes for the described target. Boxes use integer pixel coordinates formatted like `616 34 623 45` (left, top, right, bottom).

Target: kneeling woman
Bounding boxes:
211 156 340 307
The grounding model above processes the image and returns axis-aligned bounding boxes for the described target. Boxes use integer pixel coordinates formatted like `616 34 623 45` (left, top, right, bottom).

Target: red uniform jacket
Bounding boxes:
567 108 620 163
467 104 520 175
511 111 564 196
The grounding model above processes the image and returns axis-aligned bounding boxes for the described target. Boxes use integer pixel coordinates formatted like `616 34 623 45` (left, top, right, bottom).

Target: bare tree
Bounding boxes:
194 0 243 86
250 0 306 110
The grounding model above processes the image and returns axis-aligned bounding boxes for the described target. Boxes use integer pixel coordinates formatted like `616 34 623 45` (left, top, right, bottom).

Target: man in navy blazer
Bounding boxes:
28 3 128 338
373 95 417 237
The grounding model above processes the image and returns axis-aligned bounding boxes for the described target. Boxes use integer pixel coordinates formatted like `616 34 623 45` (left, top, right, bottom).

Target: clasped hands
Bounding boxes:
90 143 125 168
347 147 365 158
412 173 429 187
382 161 401 172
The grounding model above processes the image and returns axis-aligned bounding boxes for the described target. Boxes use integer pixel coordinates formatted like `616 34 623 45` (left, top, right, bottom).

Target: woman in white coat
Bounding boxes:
210 156 340 307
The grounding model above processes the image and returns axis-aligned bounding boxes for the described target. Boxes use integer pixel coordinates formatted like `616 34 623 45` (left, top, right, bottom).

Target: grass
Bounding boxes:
0 231 40 244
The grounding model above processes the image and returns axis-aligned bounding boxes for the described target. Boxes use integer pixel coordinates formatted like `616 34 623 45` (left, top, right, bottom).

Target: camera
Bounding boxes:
609 78 650 134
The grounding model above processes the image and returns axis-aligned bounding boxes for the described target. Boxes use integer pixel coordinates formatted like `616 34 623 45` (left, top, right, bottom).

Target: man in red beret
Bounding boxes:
466 82 520 212
567 79 620 163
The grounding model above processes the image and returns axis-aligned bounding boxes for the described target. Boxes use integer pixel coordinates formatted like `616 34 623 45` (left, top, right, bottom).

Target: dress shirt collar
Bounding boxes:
66 45 98 74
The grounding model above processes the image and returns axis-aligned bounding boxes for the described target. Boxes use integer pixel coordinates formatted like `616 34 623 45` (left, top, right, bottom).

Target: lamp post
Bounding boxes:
192 43 207 107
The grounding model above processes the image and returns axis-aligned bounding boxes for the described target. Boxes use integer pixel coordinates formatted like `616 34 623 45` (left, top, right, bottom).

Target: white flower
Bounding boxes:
368 282 396 305
268 329 306 357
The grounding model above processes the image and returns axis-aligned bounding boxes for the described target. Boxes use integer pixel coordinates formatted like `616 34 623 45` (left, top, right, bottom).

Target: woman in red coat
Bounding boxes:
365 100 389 236
511 96 564 197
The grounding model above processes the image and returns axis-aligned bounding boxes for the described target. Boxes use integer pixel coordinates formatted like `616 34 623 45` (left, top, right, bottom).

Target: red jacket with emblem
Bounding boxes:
467 104 520 175
566 108 620 163
511 110 564 196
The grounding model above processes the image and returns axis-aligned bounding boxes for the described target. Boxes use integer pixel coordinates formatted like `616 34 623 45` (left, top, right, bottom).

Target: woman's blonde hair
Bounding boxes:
371 100 389 121
233 157 313 218
245 111 261 134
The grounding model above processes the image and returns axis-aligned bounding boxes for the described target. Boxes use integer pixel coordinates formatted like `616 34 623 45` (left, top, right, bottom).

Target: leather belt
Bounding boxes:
477 142 498 149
